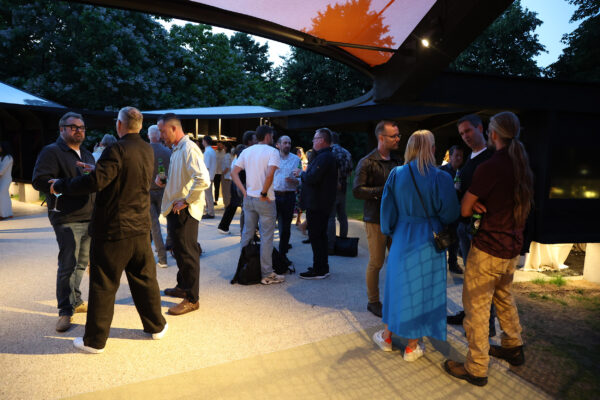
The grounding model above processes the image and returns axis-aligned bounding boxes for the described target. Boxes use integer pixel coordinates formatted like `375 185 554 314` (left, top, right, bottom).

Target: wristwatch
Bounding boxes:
260 192 268 197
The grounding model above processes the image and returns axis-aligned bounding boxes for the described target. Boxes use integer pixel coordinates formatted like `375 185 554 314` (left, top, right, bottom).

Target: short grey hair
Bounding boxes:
118 106 143 132
100 134 117 147
148 125 160 142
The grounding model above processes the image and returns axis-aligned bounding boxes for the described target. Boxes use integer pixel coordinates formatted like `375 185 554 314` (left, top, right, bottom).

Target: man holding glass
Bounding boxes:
32 112 95 333
273 135 301 266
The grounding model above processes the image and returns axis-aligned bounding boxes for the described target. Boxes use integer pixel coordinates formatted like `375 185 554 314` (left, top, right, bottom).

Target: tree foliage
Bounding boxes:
0 0 281 110
275 47 371 109
548 0 600 82
449 1 546 77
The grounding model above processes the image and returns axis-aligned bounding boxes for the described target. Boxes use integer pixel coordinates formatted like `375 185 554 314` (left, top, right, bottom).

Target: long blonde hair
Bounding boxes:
404 130 436 175
488 112 534 227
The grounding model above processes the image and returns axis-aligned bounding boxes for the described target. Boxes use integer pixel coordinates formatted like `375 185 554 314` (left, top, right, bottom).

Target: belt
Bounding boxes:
275 190 296 195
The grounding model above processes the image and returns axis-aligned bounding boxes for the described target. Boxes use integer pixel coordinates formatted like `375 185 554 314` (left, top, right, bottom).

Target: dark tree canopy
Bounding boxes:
0 0 282 110
449 1 546 77
275 47 371 110
548 0 600 82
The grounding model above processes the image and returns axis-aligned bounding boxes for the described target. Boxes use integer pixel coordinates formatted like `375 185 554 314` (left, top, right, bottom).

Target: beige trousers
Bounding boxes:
463 245 523 377
365 222 391 303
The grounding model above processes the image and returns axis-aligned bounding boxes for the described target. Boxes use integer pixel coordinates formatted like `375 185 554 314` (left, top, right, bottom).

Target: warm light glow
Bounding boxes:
583 190 599 199
421 38 430 47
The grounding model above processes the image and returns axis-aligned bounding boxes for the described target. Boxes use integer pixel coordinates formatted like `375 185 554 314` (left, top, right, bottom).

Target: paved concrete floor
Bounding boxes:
0 200 549 400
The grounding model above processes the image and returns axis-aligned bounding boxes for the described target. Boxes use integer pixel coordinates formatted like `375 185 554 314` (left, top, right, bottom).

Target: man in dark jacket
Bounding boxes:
352 120 402 317
51 107 167 353
299 128 338 279
32 112 95 333
148 124 171 268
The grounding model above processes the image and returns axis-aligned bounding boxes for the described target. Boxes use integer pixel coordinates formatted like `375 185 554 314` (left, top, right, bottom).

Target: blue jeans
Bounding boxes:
240 196 276 277
53 222 90 316
275 191 296 255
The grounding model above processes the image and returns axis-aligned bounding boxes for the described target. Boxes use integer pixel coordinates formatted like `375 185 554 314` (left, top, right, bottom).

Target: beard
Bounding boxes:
63 132 85 146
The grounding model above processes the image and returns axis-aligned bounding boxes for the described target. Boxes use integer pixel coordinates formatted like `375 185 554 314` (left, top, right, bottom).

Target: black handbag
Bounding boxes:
408 164 457 252
231 241 261 285
334 236 359 257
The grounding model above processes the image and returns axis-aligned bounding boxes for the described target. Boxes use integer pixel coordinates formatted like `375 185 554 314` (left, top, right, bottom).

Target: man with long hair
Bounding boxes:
445 111 534 386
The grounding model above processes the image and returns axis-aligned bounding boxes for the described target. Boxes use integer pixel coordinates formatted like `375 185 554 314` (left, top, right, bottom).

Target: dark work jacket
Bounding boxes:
32 137 95 226
301 147 337 212
54 134 154 241
352 149 402 224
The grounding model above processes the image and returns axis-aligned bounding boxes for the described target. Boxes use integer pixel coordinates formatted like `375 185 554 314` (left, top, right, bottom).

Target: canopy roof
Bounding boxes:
143 105 278 117
0 82 65 108
79 0 513 103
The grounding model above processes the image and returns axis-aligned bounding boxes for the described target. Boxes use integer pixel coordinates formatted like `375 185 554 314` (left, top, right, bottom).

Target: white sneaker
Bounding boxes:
372 330 392 352
261 272 285 285
217 228 230 235
73 337 104 354
156 262 168 268
152 323 168 340
403 343 425 362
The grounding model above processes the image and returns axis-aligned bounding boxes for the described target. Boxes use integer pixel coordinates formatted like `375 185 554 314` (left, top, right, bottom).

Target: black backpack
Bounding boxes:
272 248 295 275
231 242 261 285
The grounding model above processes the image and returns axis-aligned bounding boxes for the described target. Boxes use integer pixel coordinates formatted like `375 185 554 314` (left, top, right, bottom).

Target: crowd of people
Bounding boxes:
31 109 534 387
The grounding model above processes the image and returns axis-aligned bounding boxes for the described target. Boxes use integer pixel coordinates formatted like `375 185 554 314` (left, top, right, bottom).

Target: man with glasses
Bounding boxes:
32 112 96 332
298 128 338 279
352 120 402 317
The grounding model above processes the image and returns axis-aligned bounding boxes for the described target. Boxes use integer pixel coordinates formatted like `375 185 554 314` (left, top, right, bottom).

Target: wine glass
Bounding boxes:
50 193 62 212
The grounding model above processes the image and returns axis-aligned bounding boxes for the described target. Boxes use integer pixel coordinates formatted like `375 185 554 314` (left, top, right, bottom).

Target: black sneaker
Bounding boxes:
447 311 465 325
367 301 383 317
489 345 525 366
202 214 215 219
299 270 330 280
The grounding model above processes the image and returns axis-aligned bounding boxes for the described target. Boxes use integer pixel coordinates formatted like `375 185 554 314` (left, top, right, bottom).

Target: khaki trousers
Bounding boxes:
463 245 523 377
365 222 391 303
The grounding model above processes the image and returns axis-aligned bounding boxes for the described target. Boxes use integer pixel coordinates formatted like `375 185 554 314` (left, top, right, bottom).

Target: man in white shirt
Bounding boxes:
202 135 216 218
156 113 210 315
273 135 300 265
231 125 283 285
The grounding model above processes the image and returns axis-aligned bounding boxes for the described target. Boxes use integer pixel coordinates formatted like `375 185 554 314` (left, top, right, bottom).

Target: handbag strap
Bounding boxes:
408 164 436 235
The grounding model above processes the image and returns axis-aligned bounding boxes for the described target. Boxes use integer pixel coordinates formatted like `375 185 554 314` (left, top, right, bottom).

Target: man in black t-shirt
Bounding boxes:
447 114 495 333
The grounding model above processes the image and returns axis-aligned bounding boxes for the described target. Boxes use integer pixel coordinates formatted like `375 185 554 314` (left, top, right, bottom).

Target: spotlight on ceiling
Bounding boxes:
421 38 430 48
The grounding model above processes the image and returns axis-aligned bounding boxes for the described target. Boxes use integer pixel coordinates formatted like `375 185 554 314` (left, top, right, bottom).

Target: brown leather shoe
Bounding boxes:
168 299 199 315
74 302 87 313
443 360 488 386
56 316 72 332
163 287 186 298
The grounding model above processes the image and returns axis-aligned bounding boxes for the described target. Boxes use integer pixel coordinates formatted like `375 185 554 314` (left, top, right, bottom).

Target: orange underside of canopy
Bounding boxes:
195 0 436 66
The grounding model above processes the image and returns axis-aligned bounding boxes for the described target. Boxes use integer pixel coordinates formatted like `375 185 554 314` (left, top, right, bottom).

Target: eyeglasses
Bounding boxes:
61 124 86 132
382 134 400 139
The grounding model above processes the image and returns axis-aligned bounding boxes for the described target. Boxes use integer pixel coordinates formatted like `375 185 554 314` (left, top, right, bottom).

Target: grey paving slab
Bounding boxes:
0 200 548 399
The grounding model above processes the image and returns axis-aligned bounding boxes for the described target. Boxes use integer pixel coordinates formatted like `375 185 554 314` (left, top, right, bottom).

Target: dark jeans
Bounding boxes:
218 181 243 232
150 190 167 264
307 208 330 274
275 191 296 255
214 174 222 201
167 208 200 303
53 222 90 316
457 220 497 329
447 221 459 268
327 190 348 250
84 233 166 349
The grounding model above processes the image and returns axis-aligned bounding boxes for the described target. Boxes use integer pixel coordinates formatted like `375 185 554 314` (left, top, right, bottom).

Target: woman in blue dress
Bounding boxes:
372 130 459 361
